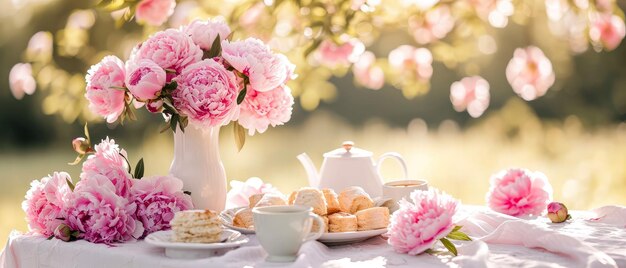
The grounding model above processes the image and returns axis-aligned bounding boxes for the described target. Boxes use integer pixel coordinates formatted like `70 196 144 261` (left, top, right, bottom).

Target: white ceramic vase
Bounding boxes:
169 126 226 211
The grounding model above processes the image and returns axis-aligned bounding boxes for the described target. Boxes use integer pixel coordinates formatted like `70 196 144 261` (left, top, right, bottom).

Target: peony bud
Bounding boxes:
547 202 571 223
146 99 164 113
54 223 72 242
71 137 90 154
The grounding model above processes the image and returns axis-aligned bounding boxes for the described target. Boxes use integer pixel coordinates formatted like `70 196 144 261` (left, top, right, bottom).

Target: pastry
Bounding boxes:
322 189 341 214
233 207 254 229
249 193 265 208
293 187 327 215
288 191 297 205
328 212 358 232
338 186 374 214
311 215 329 233
170 210 222 243
254 193 287 207
355 207 390 231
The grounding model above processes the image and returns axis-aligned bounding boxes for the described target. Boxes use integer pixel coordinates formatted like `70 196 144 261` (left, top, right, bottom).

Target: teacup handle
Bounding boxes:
303 213 325 242
376 152 408 181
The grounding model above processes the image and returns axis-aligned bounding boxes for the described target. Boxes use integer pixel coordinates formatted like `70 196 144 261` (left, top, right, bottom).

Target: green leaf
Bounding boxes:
304 38 323 57
66 178 75 192
566 214 572 220
183 191 191 195
205 34 222 59
84 123 91 143
180 116 189 129
451 225 462 233
163 81 178 91
446 231 472 241
133 158 144 179
68 154 85 166
233 121 246 152
237 84 247 104
440 238 457 256
109 86 127 91
425 248 446 255
47 235 54 240
170 114 179 133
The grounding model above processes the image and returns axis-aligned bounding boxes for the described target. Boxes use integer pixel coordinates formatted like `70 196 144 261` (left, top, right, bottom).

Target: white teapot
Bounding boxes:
297 141 408 198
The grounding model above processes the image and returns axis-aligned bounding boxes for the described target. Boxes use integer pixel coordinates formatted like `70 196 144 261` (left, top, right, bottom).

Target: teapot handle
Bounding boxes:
376 152 408 182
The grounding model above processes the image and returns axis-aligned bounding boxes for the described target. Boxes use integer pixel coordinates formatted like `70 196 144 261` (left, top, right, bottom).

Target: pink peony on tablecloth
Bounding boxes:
2 205 625 268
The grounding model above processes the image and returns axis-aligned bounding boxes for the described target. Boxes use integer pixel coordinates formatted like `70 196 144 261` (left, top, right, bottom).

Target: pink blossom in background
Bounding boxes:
135 0 176 26
238 86 294 135
450 76 490 118
221 38 292 92
9 63 36 100
505 46 555 101
589 13 625 51
316 38 365 66
125 59 166 101
184 18 231 50
172 59 239 128
26 31 53 60
130 175 192 237
239 3 265 29
81 138 133 198
486 168 553 217
133 29 203 79
84 56 127 123
352 51 385 90
226 177 281 209
468 0 514 28
22 172 73 236
387 188 459 255
65 175 143 244
388 45 433 81
409 5 455 44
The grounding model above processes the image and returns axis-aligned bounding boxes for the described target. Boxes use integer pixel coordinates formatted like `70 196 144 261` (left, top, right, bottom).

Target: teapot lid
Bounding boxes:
323 141 373 158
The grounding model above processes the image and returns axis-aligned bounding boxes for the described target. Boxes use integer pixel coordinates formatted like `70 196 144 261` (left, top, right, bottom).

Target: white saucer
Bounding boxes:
219 207 256 234
318 228 387 245
145 229 249 259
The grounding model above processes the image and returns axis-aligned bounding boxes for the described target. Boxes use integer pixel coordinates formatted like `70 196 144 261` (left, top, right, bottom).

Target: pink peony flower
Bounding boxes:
184 18 231 50
221 38 293 92
130 175 193 237
486 168 553 217
133 29 203 79
22 172 73 236
506 46 555 101
352 51 385 90
589 13 625 51
238 86 294 135
409 5 455 44
172 59 240 128
547 201 570 223
65 174 143 244
225 177 281 209
450 76 490 118
135 0 176 26
388 45 433 81
387 188 458 255
9 63 36 100
125 59 166 101
85 56 127 123
316 38 365 66
26 31 53 61
81 138 133 198
146 99 164 113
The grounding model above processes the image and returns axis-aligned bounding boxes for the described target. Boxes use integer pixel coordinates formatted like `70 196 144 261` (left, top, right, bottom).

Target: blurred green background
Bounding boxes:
1 0 626 244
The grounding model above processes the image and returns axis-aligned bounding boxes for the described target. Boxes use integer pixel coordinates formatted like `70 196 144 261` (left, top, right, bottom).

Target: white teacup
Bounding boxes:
383 179 429 212
252 205 325 262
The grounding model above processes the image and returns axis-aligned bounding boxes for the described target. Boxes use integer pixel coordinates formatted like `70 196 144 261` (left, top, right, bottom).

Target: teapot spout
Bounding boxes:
297 153 320 188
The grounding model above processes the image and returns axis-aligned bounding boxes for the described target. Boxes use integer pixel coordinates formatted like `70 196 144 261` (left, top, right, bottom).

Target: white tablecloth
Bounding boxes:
2 206 625 268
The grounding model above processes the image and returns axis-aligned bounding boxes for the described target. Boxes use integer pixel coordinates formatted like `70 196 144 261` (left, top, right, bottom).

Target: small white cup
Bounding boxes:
383 179 429 212
252 205 325 262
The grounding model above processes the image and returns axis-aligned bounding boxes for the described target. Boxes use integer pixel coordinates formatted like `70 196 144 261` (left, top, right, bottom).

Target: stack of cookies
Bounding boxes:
170 210 222 243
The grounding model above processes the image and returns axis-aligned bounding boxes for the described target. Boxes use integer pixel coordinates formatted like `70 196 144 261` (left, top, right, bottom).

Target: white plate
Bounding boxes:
219 207 255 234
318 228 387 245
145 229 249 259
220 207 387 245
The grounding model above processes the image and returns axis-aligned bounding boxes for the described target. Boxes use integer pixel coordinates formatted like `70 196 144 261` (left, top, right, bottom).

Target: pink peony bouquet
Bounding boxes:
225 177 282 209
387 188 471 256
84 18 295 146
22 133 192 244
486 168 553 217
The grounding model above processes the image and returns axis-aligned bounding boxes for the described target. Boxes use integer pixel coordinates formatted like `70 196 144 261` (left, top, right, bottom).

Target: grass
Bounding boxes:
1 99 625 244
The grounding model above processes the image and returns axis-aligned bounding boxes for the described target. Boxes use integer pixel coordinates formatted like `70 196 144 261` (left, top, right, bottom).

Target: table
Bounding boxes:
2 206 625 268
